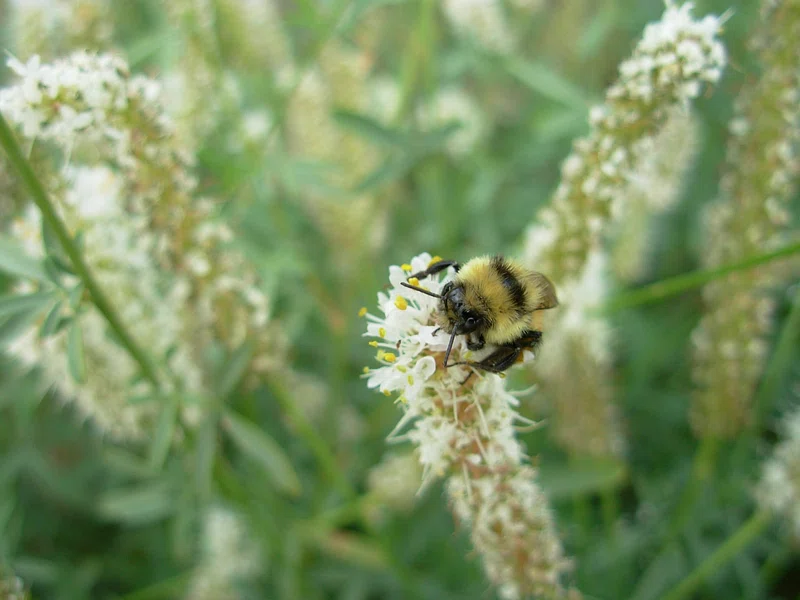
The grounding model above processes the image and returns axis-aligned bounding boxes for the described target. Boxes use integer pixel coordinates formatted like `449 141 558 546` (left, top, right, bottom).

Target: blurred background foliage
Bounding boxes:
0 0 798 599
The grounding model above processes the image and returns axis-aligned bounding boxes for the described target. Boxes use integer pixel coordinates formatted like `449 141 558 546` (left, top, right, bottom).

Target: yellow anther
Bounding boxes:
407 277 420 287
378 327 386 338
398 396 408 404
376 350 386 360
429 256 443 266
499 373 506 379
396 365 407 373
383 389 392 397
407 375 415 385
369 340 379 347
358 307 367 317
401 263 413 272
362 366 370 374
394 296 408 310
383 352 397 363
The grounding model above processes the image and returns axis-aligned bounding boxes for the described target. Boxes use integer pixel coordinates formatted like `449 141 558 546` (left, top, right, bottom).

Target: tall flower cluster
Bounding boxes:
364 253 577 600
367 78 487 159
757 405 800 537
162 0 240 147
1 52 284 438
185 506 261 600
285 42 387 278
690 0 800 439
214 0 293 72
522 1 726 458
8 167 200 439
442 0 514 54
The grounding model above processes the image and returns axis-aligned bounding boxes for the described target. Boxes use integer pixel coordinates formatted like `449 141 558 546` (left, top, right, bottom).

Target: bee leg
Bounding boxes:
448 346 521 375
408 259 461 281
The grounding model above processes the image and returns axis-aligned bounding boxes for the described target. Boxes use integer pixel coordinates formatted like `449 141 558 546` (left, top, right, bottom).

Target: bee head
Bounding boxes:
440 282 484 334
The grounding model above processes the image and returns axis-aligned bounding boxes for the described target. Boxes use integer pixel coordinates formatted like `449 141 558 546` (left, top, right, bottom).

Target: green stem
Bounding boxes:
669 436 720 537
267 375 355 500
394 0 437 124
599 241 800 314
0 113 163 390
658 511 772 600
632 437 721 600
601 487 618 537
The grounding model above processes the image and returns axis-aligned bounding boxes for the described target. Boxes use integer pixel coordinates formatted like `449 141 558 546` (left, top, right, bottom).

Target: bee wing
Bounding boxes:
530 272 559 309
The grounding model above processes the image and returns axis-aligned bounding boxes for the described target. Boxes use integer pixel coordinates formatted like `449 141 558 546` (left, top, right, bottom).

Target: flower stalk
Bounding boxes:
690 0 800 438
522 1 727 459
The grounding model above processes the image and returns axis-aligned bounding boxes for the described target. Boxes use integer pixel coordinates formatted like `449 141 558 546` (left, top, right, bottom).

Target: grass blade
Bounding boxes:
223 410 301 497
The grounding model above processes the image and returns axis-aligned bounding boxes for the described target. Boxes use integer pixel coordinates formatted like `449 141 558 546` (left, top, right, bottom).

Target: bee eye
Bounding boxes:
466 316 476 326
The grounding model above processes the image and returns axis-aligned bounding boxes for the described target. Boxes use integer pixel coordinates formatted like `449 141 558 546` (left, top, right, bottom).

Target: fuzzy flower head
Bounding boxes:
757 407 800 538
443 0 515 54
185 506 261 600
363 253 577 600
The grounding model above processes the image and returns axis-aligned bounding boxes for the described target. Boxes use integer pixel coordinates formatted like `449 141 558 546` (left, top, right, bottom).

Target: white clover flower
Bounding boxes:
0 51 173 178
757 407 800 537
418 87 487 158
185 506 261 600
367 451 423 512
366 75 403 126
363 253 577 600
443 0 514 54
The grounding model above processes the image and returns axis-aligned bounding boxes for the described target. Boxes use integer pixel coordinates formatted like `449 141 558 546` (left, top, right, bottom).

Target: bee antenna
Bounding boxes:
400 281 441 299
443 329 457 367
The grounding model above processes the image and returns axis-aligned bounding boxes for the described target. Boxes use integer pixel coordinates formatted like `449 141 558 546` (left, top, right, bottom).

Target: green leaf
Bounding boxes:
195 412 218 502
0 300 51 346
600 241 800 313
538 458 627 499
39 300 65 338
0 235 48 282
44 254 76 278
332 110 407 147
101 448 154 479
354 155 416 193
0 291 55 321
215 340 255 399
503 57 591 110
67 283 85 310
67 321 87 384
95 482 175 525
148 396 179 471
409 122 461 153
223 410 301 497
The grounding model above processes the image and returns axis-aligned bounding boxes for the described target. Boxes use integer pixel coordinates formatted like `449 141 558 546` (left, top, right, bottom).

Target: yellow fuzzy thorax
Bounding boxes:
455 256 539 345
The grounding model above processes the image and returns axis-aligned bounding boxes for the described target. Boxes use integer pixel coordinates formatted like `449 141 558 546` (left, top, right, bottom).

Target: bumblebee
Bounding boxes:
401 256 558 376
